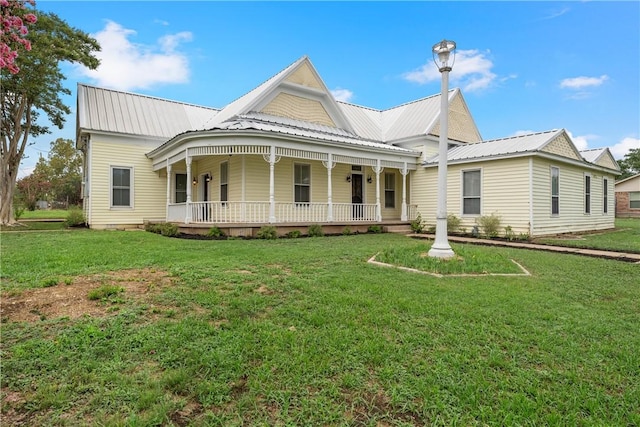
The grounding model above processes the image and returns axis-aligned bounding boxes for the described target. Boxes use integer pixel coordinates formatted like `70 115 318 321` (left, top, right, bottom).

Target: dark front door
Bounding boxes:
351 174 363 219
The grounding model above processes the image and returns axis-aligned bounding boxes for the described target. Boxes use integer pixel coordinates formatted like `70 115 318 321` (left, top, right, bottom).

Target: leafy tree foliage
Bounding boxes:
617 148 640 180
0 0 37 74
1 10 99 224
31 138 82 206
15 166 49 210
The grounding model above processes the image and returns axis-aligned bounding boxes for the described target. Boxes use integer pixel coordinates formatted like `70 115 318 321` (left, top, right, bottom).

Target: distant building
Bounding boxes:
615 174 640 218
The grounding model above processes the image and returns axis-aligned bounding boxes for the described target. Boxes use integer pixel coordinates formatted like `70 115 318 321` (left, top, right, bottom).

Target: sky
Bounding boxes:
19 0 640 177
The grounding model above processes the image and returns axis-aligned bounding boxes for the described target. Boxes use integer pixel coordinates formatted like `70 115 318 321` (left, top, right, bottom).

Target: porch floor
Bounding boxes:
175 220 413 237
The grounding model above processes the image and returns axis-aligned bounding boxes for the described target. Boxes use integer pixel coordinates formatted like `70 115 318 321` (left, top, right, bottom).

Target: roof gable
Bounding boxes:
580 148 620 170
425 89 482 143
205 56 355 133
541 131 583 161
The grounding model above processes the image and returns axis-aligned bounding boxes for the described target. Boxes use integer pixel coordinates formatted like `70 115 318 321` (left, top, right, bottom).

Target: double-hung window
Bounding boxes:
175 173 187 203
220 162 228 204
462 169 481 215
630 192 640 209
294 163 310 204
384 173 395 208
603 178 608 214
111 166 132 207
551 167 559 215
584 175 591 214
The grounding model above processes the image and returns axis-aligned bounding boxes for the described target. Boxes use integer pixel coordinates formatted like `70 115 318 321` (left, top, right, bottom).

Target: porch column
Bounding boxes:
374 159 383 222
401 162 408 221
166 161 172 220
266 146 281 223
185 151 192 224
323 154 335 222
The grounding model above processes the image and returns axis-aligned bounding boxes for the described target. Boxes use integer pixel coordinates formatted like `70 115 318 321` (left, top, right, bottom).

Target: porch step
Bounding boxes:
383 224 413 234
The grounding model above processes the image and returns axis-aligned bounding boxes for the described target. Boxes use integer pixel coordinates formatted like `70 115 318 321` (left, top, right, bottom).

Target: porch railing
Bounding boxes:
175 201 412 224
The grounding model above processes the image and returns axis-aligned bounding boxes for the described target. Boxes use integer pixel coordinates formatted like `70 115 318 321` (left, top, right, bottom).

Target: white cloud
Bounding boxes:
560 75 608 90
566 130 591 151
331 88 354 103
610 137 640 160
403 49 497 93
542 7 570 20
76 21 193 91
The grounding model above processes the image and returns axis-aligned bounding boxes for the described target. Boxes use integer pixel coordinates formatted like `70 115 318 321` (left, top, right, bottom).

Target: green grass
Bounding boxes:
535 218 640 253
1 221 67 232
18 209 70 219
1 231 639 426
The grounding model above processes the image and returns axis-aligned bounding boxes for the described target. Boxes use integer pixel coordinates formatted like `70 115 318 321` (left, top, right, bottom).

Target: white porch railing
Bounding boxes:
173 201 411 224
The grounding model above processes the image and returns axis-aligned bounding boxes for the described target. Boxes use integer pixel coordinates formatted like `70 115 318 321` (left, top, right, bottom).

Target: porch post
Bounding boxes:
269 146 276 223
166 161 172 220
374 159 383 222
324 153 335 222
185 151 192 224
401 162 408 221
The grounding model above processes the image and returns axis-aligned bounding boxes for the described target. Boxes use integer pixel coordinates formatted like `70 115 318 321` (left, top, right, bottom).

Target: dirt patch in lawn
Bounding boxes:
0 268 175 323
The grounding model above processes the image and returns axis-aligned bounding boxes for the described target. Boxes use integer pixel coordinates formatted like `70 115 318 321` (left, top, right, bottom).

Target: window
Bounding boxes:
175 173 187 203
220 162 228 203
294 163 310 203
630 192 640 209
584 175 591 214
111 166 132 207
551 167 559 215
384 173 395 208
603 178 608 214
462 169 481 215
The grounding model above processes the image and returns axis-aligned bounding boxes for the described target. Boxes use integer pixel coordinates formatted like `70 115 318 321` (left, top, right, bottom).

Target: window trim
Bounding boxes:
630 191 640 210
461 168 482 216
110 165 133 209
551 166 560 216
294 163 311 204
584 174 591 214
220 161 228 203
384 172 395 209
174 172 187 204
603 177 608 214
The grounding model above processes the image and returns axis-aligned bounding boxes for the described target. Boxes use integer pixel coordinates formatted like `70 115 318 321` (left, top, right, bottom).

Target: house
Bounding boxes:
76 56 620 237
615 174 640 218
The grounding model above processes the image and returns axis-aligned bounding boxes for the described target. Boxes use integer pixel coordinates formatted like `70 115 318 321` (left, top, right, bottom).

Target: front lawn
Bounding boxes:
1 231 638 426
18 209 70 220
535 218 640 253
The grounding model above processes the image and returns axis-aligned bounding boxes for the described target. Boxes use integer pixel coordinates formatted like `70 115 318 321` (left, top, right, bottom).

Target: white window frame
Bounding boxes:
174 172 187 204
551 166 560 216
461 168 481 216
294 163 311 204
630 192 640 209
384 172 395 208
220 161 228 203
584 174 591 214
110 165 133 209
603 177 608 214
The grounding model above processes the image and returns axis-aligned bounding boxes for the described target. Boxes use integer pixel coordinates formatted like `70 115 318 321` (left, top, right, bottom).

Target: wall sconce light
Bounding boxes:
367 175 372 184
205 174 212 183
192 177 198 186
346 174 352 183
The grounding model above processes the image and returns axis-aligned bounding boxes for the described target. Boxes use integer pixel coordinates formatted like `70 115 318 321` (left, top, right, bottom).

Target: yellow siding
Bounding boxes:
430 95 481 143
244 155 269 201
261 93 336 127
542 134 582 161
595 154 618 170
285 62 323 89
88 137 165 229
531 158 615 235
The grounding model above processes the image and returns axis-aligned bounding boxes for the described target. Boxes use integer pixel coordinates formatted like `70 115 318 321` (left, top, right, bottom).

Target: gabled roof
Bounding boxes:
615 173 640 186
580 147 620 170
76 83 218 139
424 129 565 164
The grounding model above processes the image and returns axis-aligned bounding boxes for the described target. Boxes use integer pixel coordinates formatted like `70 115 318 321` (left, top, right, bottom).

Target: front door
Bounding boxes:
351 173 363 219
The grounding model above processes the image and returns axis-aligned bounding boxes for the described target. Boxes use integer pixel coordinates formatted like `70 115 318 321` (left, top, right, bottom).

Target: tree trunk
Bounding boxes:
0 156 19 225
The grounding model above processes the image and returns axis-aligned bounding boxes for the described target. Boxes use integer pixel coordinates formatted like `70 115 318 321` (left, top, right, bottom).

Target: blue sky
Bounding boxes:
22 0 640 177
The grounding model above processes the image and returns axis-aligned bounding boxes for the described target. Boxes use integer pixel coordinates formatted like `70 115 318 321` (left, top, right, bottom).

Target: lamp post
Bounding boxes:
428 39 456 259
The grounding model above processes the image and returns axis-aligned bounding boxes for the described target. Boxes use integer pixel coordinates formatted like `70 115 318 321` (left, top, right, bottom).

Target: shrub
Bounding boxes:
308 224 324 237
367 225 383 234
342 226 352 236
144 222 160 233
518 232 530 241
286 230 301 239
160 223 179 237
13 203 26 221
65 208 86 227
410 212 424 233
504 225 515 241
256 225 278 239
477 213 501 238
207 226 225 238
447 214 461 233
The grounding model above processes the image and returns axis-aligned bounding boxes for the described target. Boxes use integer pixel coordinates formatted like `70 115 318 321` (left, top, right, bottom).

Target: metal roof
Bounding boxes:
77 84 218 138
424 129 561 164
580 148 607 163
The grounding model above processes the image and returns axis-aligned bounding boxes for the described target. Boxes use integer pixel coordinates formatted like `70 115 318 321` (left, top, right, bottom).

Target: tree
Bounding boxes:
15 166 49 210
617 148 640 181
0 10 100 225
1 0 37 74
32 138 82 206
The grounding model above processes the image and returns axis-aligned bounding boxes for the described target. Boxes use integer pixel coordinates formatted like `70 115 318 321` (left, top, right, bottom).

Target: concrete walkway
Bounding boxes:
409 234 640 264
